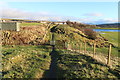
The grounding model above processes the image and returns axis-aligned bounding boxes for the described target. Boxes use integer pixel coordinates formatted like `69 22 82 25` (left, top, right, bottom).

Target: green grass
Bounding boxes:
99 32 119 57
66 42 119 57
51 49 120 79
20 23 42 26
2 45 51 78
100 32 119 47
50 24 119 57
2 23 120 78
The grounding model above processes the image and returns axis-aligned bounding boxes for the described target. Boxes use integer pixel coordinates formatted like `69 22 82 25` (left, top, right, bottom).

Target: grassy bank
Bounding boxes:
50 24 119 57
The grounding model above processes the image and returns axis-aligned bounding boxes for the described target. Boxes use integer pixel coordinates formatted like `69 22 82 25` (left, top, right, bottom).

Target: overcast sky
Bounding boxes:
0 1 118 24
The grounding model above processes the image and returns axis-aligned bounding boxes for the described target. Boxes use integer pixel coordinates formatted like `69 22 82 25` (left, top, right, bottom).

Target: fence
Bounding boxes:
47 23 119 68
50 32 117 67
66 41 113 66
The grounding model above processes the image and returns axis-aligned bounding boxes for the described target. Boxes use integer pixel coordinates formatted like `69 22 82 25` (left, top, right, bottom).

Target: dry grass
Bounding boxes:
2 25 47 45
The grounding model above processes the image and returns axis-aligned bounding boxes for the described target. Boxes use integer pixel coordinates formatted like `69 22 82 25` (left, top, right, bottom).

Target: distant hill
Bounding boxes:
96 23 119 28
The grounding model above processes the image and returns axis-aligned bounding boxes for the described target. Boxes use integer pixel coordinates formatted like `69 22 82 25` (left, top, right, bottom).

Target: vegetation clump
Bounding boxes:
2 25 46 45
66 20 96 30
83 28 97 40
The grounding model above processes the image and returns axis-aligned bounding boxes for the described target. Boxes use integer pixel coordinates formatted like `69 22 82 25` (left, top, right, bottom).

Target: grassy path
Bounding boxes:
40 24 120 79
45 49 58 78
41 46 120 79
2 45 120 79
2 23 120 79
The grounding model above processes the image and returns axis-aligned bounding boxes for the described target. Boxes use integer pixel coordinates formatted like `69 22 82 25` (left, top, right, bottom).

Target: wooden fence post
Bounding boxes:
79 43 81 53
66 42 68 50
84 42 86 54
107 44 111 65
73 44 75 51
67 42 68 50
80 42 83 53
72 42 74 51
93 42 96 58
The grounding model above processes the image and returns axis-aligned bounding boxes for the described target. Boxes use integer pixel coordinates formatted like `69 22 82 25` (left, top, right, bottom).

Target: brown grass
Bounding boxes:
2 25 47 45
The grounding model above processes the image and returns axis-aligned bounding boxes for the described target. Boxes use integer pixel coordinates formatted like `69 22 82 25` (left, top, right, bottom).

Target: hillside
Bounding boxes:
1 22 120 79
96 23 119 28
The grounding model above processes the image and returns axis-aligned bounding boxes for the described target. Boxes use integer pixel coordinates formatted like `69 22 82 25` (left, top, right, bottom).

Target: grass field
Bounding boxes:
81 31 119 57
2 45 51 78
100 32 119 57
100 32 119 47
20 23 43 26
2 45 120 79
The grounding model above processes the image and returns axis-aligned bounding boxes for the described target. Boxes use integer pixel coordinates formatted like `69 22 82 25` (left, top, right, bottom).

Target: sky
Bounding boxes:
0 1 118 24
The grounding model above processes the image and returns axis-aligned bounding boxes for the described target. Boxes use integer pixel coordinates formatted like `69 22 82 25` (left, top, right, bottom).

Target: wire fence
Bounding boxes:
50 32 118 68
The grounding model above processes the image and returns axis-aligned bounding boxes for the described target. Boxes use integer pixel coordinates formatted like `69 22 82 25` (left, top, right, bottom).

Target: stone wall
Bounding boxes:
0 22 20 31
